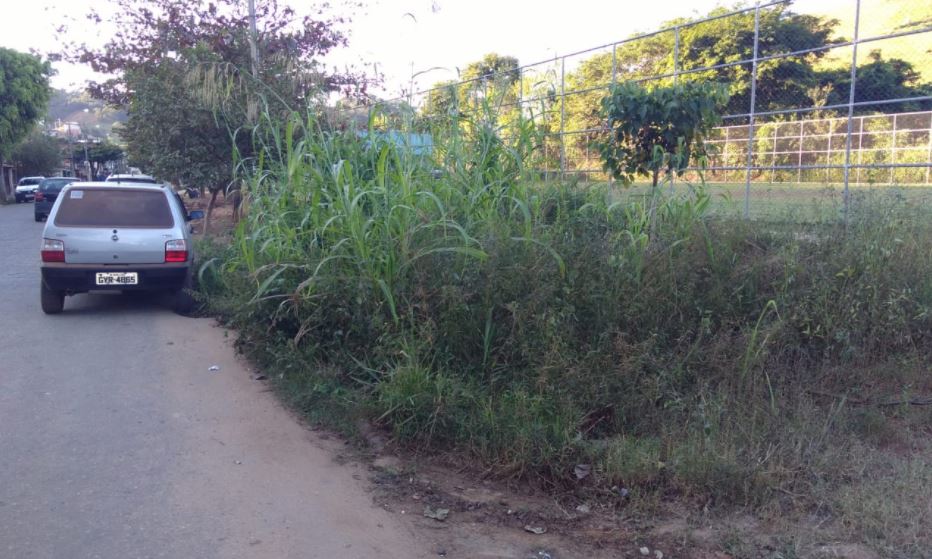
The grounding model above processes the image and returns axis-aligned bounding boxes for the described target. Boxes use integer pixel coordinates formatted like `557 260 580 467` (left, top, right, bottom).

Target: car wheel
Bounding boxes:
34 213 43 222
41 281 65 314
15 195 22 203
171 274 199 316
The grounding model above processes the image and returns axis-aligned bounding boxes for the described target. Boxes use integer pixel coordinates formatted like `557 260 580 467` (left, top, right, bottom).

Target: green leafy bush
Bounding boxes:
599 81 729 187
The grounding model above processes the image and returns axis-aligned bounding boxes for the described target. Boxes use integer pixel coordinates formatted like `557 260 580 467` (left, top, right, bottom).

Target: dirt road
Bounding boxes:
0 202 429 558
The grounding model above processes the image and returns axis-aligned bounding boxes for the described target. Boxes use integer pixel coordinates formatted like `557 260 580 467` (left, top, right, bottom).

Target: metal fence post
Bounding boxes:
743 3 761 219
609 43 617 187
611 44 617 86
673 26 680 85
856 116 864 184
797 120 804 183
560 57 566 180
518 67 523 115
842 0 862 222
890 113 897 184
771 125 777 183
927 114 932 185
725 126 731 181
826 119 833 183
671 25 680 193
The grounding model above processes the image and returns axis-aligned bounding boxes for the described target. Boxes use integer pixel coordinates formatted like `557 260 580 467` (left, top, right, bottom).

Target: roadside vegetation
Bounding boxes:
197 95 932 556
0 47 51 202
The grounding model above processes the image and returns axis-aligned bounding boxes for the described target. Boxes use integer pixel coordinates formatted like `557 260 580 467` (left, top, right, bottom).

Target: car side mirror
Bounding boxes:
188 210 205 221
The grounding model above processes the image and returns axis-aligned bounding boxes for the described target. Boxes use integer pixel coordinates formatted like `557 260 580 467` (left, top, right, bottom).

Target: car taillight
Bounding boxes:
165 239 188 263
35 191 45 202
41 238 65 262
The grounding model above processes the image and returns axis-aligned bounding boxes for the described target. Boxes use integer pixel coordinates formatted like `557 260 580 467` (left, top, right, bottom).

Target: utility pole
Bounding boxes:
247 0 259 79
68 127 76 177
81 109 91 179
82 137 90 179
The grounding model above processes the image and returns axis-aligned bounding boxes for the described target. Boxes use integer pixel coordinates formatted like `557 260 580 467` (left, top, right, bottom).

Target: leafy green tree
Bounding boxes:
562 5 838 159
677 8 837 114
60 0 358 229
819 50 932 112
12 132 64 177
117 60 242 195
599 81 728 187
422 54 520 122
461 53 519 94
73 141 124 178
0 48 52 200
422 80 459 123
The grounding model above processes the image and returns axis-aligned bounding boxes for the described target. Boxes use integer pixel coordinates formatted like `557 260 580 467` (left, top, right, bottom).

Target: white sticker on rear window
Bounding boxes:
70 190 84 199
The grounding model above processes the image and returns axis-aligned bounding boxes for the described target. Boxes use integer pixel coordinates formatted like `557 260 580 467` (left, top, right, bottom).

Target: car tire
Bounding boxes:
15 195 22 203
41 281 65 314
34 214 43 222
172 274 198 316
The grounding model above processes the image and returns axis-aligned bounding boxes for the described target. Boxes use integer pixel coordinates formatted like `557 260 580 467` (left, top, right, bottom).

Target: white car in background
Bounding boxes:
15 176 45 203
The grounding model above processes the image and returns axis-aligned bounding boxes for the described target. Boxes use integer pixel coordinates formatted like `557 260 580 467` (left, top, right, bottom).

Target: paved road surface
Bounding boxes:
0 202 427 559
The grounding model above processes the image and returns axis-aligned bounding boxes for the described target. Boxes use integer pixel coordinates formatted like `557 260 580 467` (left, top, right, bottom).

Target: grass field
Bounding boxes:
705 182 932 219
587 180 932 221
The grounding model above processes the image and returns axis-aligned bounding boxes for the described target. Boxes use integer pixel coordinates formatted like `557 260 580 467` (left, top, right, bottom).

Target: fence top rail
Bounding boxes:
514 22 932 107
721 96 932 121
713 110 932 130
387 25 932 119
381 0 798 104
524 0 791 67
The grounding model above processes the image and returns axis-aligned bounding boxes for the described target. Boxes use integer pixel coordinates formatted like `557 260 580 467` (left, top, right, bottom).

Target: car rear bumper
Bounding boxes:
41 263 190 293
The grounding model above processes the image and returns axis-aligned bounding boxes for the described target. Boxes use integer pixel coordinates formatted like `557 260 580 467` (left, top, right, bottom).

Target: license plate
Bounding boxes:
95 272 139 286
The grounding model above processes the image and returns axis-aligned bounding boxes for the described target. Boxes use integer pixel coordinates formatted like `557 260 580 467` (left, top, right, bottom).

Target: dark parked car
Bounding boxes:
34 177 79 222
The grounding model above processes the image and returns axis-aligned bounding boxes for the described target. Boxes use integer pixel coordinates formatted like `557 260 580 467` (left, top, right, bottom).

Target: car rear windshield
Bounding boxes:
19 178 41 186
54 189 174 228
39 179 75 192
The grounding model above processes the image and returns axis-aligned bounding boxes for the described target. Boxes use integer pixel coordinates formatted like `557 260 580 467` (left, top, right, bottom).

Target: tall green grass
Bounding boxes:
201 97 932 539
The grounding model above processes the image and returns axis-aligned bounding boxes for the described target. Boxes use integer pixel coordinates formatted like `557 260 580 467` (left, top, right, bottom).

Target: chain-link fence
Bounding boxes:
371 0 932 219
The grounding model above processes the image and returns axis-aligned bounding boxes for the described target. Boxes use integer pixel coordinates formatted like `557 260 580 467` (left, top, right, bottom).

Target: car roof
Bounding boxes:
64 181 168 193
106 174 157 180
20 176 45 180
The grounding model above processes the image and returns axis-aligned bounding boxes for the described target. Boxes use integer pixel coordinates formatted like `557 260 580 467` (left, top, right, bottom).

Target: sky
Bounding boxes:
0 0 858 95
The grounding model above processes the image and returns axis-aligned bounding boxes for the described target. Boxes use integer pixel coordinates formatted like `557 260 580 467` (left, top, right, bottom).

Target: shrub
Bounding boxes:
599 80 729 187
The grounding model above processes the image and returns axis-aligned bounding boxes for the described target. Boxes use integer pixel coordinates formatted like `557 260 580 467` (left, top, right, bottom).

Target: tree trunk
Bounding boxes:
0 154 6 202
205 188 220 236
648 168 660 243
230 188 242 224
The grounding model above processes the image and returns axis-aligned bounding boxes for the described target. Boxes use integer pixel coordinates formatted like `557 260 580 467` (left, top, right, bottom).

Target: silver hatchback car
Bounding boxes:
39 182 203 314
